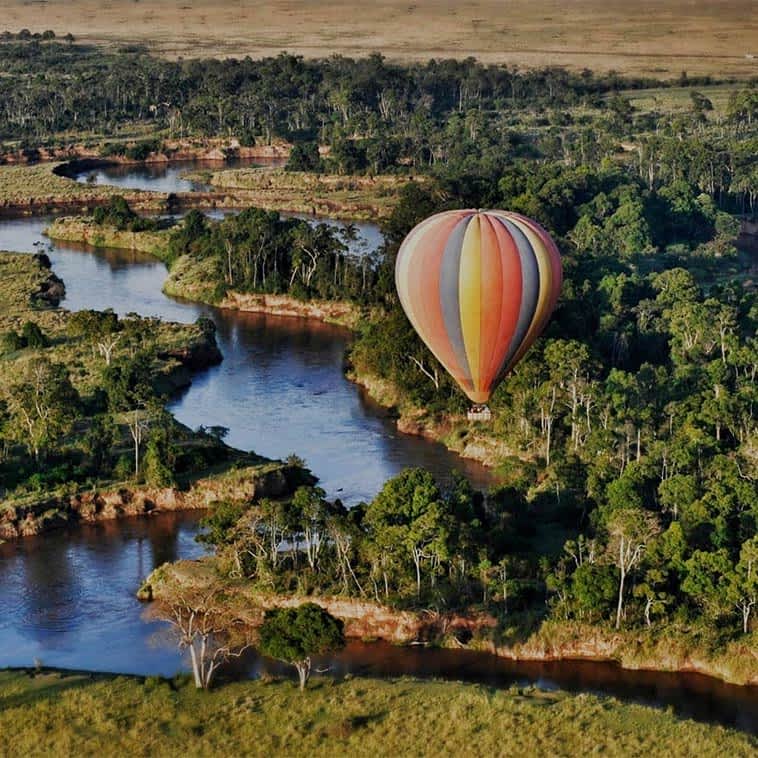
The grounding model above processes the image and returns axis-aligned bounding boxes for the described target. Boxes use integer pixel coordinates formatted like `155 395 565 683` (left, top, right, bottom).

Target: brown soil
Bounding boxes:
0 463 305 540
1 1 756 78
219 292 362 329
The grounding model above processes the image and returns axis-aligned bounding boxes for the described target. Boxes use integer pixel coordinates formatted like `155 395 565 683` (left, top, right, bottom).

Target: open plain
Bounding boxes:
1 0 757 78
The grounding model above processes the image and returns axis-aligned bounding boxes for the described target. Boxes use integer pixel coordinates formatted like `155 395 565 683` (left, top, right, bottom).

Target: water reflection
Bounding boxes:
75 157 287 194
0 513 207 674
227 641 758 735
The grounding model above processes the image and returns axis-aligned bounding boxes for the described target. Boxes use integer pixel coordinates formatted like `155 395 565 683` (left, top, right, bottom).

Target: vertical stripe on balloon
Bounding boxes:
458 215 482 394
440 216 473 392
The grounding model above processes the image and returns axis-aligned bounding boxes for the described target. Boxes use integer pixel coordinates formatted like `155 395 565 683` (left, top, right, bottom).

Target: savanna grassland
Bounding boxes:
1 0 757 78
0 670 755 757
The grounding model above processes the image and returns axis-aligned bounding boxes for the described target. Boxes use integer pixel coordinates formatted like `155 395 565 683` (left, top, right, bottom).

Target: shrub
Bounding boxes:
21 321 48 348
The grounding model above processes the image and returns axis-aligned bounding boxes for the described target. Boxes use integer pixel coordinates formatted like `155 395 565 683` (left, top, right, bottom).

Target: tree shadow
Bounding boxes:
0 669 110 712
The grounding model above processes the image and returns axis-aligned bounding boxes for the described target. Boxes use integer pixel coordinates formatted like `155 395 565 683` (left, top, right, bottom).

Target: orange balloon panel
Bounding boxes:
395 210 562 404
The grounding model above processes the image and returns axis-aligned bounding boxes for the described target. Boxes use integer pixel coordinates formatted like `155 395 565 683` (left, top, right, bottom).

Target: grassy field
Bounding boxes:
618 83 746 117
1 1 757 78
183 168 411 220
0 164 159 213
0 669 755 757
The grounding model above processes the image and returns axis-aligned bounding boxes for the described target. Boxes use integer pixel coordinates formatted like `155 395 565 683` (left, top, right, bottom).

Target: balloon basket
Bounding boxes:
467 404 492 422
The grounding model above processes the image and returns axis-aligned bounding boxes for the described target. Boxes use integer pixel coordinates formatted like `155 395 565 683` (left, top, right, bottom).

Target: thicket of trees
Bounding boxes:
0 306 227 497
166 208 377 302
199 465 756 638
340 166 755 637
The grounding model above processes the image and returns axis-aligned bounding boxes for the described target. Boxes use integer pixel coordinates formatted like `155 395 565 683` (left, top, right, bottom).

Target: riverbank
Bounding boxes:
181 168 415 221
143 558 758 688
0 252 316 538
348 368 513 468
45 214 536 470
46 217 366 328
3 669 753 755
0 462 309 540
1 160 406 222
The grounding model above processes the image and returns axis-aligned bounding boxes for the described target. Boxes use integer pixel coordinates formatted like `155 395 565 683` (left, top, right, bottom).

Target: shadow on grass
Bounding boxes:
0 668 112 712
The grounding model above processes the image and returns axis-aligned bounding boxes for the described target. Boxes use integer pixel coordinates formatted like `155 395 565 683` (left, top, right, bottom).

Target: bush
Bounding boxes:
113 454 133 481
21 321 48 348
0 330 24 353
286 142 322 172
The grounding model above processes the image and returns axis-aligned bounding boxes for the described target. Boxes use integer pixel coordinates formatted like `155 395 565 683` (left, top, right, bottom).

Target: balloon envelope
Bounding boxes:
395 210 562 404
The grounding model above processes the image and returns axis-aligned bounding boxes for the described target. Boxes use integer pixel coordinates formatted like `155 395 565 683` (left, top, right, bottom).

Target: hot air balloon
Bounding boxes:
395 210 562 419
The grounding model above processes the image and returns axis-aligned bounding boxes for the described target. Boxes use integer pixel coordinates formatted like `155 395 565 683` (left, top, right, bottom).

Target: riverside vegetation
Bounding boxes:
25 41 757 685
0 252 309 537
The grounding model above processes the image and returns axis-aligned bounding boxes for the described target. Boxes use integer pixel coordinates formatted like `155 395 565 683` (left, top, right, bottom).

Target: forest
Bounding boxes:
0 38 755 669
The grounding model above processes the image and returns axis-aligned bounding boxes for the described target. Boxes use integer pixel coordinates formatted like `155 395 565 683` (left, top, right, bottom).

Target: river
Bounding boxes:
0 160 756 734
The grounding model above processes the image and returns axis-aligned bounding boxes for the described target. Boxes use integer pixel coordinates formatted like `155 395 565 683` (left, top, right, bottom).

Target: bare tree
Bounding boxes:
606 507 660 629
127 406 151 477
157 582 253 690
97 332 122 366
408 355 439 389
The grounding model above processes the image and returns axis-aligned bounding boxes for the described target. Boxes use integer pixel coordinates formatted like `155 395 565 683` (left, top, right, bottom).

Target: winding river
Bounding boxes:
0 160 756 734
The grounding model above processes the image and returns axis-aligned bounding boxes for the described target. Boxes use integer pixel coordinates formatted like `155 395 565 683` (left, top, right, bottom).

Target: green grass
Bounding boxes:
45 218 170 259
618 84 743 117
0 164 132 206
0 669 754 757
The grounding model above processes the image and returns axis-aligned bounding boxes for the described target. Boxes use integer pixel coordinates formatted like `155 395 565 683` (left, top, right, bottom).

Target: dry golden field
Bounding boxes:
1 0 757 78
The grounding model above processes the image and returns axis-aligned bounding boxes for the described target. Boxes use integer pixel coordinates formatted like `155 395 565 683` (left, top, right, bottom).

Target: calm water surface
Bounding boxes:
0 166 756 734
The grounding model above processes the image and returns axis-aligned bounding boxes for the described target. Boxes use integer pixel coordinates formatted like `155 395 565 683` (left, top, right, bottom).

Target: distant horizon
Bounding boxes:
1 0 756 78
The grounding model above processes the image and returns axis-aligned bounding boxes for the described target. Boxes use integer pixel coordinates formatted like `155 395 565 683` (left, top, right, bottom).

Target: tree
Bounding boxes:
102 352 155 477
143 408 177 486
726 537 758 633
603 505 660 629
159 582 253 690
4 357 78 461
365 468 451 598
682 549 732 620
291 486 330 570
258 603 345 690
21 321 48 349
286 142 321 172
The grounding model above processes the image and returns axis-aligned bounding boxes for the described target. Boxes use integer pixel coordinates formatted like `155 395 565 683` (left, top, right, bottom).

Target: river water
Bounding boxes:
0 161 756 734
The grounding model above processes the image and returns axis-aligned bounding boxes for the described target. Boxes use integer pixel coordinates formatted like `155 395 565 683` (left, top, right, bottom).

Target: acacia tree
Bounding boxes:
158 582 253 690
258 603 345 690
